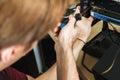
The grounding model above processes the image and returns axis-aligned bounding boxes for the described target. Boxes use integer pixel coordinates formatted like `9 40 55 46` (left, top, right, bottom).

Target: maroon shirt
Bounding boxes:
0 67 28 80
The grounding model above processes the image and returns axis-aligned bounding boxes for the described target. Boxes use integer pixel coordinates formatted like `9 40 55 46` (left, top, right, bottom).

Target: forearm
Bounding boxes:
35 63 57 80
34 40 85 80
56 42 79 80
29 40 84 80
73 39 86 61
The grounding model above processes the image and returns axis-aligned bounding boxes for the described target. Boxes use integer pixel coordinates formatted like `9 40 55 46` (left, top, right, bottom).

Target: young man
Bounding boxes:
0 0 93 80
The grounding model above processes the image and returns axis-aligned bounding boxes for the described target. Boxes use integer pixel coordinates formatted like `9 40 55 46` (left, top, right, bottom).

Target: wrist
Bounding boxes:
58 40 73 51
80 30 91 42
55 40 72 53
77 38 86 45
78 34 89 43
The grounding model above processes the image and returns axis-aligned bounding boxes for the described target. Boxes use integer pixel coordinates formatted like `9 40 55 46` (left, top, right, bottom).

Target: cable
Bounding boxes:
81 52 93 73
108 23 120 46
109 23 118 31
81 22 120 75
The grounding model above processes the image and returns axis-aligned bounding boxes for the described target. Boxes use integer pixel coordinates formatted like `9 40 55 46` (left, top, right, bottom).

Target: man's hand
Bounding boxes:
54 6 93 80
54 6 93 50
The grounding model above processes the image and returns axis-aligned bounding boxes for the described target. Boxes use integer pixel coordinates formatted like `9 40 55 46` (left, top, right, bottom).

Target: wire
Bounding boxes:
109 23 118 31
81 22 120 75
108 23 120 46
81 52 93 73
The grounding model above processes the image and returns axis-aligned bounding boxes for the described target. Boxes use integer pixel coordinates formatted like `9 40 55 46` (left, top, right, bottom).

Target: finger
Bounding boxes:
54 27 59 33
73 6 80 16
53 27 59 36
57 22 61 27
67 14 76 26
54 23 61 33
88 16 94 22
53 23 61 36
53 29 60 37
81 16 86 20
75 6 80 14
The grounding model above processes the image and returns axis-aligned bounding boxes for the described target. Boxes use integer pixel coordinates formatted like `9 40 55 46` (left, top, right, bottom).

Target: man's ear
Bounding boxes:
0 47 15 63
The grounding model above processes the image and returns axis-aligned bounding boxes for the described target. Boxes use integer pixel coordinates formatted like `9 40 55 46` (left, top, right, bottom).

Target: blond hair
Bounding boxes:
0 0 68 48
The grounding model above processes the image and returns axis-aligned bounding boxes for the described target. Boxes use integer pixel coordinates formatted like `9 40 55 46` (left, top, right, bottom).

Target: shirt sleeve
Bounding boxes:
0 67 28 80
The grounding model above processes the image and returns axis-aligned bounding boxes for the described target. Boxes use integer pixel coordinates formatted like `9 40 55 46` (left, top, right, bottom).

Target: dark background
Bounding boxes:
12 35 56 78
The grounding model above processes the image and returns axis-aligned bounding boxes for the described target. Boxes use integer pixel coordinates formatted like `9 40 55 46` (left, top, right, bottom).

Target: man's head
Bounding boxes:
0 0 68 70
